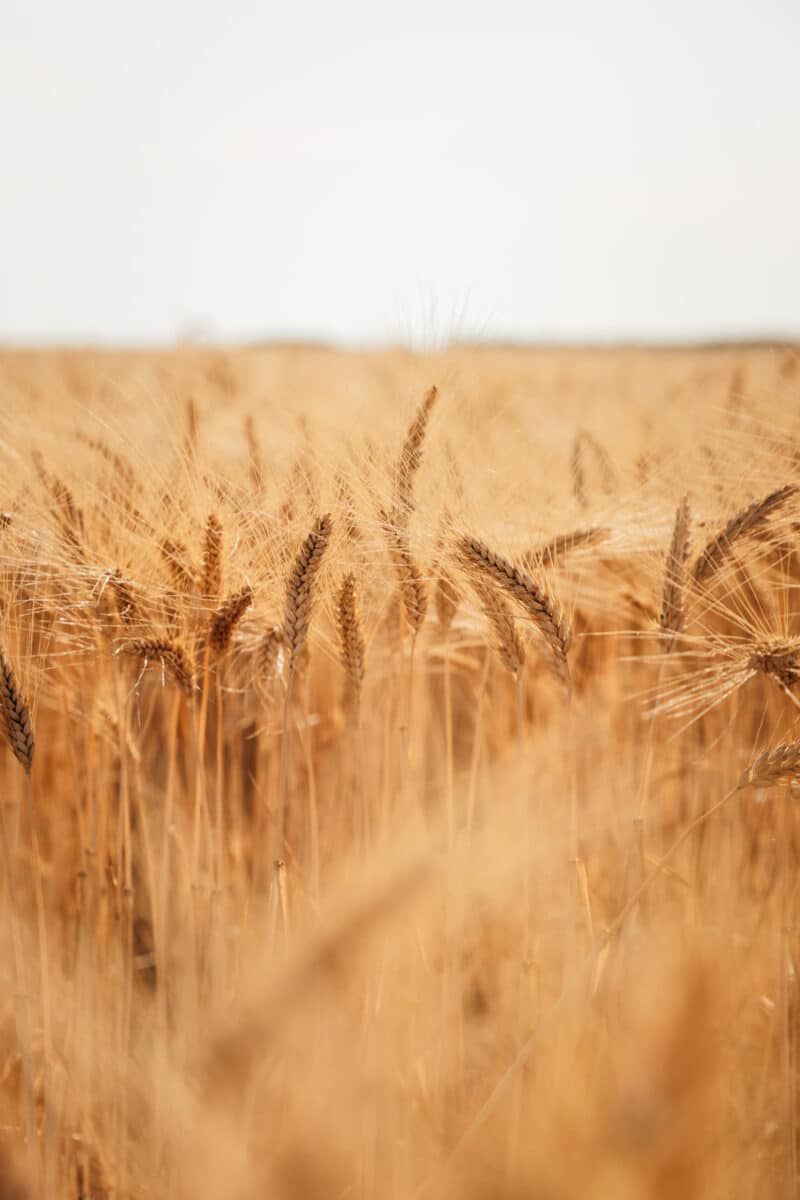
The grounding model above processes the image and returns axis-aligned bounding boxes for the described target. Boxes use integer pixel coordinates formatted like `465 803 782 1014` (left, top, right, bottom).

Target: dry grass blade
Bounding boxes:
693 484 797 584
459 534 570 690
0 647 35 774
660 495 691 642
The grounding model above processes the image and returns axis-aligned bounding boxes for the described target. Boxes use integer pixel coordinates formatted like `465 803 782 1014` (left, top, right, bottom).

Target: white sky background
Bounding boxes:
1 1 798 346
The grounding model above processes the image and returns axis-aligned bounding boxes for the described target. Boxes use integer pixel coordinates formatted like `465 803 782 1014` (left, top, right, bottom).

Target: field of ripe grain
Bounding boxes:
0 342 799 1198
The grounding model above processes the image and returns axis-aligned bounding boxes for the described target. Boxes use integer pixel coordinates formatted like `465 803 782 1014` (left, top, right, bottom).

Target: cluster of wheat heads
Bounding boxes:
0 344 799 1198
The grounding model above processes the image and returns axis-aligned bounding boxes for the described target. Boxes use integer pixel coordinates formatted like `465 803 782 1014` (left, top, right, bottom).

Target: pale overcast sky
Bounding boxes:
1 1 798 345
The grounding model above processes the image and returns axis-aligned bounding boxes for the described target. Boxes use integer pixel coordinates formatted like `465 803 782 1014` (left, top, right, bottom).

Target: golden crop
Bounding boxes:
0 342 798 1198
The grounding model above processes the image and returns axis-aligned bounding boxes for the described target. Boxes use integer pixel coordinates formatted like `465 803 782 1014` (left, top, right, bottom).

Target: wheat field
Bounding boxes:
0 342 799 1198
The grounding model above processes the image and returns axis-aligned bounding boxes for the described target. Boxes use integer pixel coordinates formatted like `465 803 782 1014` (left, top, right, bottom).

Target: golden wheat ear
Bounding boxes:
739 740 800 789
472 578 526 678
336 572 366 714
459 533 570 692
394 385 438 519
0 647 34 774
118 639 196 694
202 512 224 598
283 514 333 667
209 586 255 655
660 494 691 643
693 483 797 584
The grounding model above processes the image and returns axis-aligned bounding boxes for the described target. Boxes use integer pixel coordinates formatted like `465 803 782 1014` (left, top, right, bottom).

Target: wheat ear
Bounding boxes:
256 627 286 683
0 648 35 773
118 639 196 694
336 572 366 714
209 586 254 655
660 495 691 642
529 526 609 567
459 534 570 691
740 742 800 789
473 580 526 677
283 515 332 666
395 386 438 518
202 513 223 598
161 539 197 593
693 484 797 584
